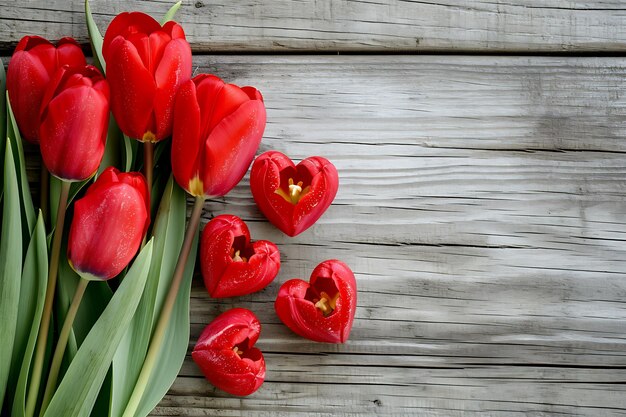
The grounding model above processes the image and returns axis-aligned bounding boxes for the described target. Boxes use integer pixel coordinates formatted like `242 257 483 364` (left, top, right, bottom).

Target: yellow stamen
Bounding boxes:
233 346 244 357
231 249 247 263
142 131 156 143
188 176 204 197
314 291 340 317
275 178 311 204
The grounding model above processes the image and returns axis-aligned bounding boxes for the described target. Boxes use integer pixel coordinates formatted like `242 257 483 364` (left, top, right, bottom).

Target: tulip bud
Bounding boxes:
6 36 86 143
172 74 266 198
67 167 149 281
103 12 192 142
39 65 110 181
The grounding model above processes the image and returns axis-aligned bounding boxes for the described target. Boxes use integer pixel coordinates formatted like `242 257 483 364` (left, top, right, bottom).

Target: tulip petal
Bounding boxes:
192 308 265 396
40 85 109 181
200 215 279 298
106 37 156 139
102 12 162 61
203 100 266 196
172 80 202 193
68 183 148 280
274 260 357 344
153 38 192 139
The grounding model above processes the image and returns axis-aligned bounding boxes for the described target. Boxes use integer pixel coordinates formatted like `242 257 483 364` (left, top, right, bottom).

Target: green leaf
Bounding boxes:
0 59 6 201
97 114 123 177
6 92 35 238
0 140 23 411
161 1 182 24
110 178 186 417
48 177 90 231
122 134 138 172
11 212 48 417
43 240 153 417
85 0 105 72
135 229 197 417
55 237 112 360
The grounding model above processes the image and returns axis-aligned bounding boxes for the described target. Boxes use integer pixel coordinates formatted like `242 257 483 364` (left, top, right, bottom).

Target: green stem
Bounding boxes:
39 278 89 415
121 196 204 417
25 180 71 417
144 141 154 201
40 162 49 227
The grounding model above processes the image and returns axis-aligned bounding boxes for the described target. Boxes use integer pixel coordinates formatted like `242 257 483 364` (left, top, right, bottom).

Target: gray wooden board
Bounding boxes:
115 55 626 416
1 1 626 52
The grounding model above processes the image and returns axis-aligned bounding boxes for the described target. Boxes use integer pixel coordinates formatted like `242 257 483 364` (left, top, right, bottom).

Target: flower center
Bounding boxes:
230 248 247 263
275 178 311 204
233 346 244 357
188 176 204 197
313 291 340 317
142 131 156 143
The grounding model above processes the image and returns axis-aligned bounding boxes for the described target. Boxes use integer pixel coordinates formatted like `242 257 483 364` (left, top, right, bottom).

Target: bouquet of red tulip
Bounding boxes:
0 2 355 417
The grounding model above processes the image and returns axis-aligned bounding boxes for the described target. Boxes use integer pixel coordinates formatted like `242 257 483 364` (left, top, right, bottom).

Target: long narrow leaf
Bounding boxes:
11 212 48 417
0 140 24 411
97 115 123 177
0 59 6 201
135 229 198 417
6 93 35 237
43 240 154 417
110 178 185 417
161 1 182 24
85 0 105 72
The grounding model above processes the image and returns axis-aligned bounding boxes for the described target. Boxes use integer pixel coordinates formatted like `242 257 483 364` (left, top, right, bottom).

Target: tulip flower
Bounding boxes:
39 167 150 412
68 167 149 280
6 36 85 143
250 151 338 236
39 64 110 181
275 260 357 343
172 74 266 198
201 215 280 298
102 11 192 142
192 308 265 396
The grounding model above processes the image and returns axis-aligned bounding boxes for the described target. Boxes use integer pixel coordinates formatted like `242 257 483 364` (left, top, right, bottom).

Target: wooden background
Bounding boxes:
4 1 626 416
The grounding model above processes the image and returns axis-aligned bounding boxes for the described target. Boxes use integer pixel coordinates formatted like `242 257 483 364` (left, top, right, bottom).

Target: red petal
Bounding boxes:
153 38 192 139
103 12 162 61
172 79 202 193
202 100 266 196
40 84 109 181
68 182 148 280
106 37 156 139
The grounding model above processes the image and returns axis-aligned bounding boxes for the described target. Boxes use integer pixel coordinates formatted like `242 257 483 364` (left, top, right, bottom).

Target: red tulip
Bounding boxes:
250 151 338 236
67 167 149 281
275 260 356 343
192 308 265 396
6 36 86 143
39 65 110 181
201 215 280 298
172 74 266 197
102 12 192 142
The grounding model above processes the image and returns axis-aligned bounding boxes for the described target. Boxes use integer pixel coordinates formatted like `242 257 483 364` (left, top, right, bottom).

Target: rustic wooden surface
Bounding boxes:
146 55 626 417
7 1 626 416
1 1 626 52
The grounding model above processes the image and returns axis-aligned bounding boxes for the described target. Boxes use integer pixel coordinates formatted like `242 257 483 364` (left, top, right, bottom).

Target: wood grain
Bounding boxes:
131 55 626 416
0 1 625 52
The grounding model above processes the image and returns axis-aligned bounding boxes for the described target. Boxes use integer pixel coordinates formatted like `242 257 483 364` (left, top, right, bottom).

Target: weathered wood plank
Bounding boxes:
147 56 626 416
0 1 625 52
16 55 626 414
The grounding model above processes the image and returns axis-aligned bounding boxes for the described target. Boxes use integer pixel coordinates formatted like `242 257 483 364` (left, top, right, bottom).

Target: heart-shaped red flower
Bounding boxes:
192 308 265 396
201 214 280 298
275 260 356 343
250 151 338 236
